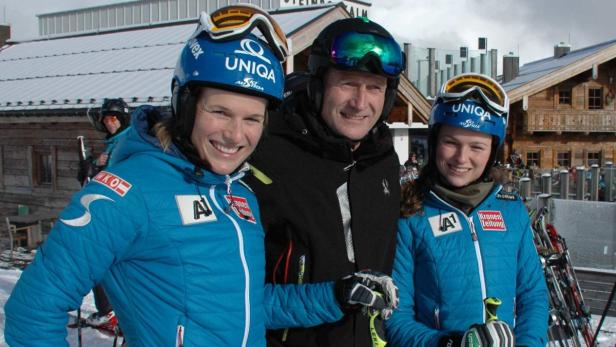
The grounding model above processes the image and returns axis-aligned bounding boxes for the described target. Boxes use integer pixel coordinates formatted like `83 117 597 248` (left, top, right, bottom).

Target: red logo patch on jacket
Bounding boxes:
478 211 506 231
225 195 256 224
93 171 132 197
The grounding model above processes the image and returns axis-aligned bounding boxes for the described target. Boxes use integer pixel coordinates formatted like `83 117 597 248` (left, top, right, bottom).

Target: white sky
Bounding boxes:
1 0 616 68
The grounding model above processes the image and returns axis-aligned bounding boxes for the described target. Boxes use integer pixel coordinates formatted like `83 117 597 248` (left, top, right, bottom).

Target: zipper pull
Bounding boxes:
343 160 356 171
176 324 184 347
224 175 233 213
469 217 478 241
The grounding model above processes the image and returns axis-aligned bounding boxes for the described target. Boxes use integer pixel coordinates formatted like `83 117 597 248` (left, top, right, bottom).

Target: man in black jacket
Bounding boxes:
246 17 405 347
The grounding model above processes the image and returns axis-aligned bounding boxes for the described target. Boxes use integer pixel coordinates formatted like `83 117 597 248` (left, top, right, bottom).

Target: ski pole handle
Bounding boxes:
369 293 387 347
77 136 88 161
484 297 501 322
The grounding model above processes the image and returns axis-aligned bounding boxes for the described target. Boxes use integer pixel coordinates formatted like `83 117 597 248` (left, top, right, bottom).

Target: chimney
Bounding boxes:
554 42 571 58
403 42 412 80
503 52 519 84
0 24 10 47
490 49 498 79
427 48 436 97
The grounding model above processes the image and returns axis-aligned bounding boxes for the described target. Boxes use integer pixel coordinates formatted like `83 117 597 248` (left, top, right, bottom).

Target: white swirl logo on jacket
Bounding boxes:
60 194 114 227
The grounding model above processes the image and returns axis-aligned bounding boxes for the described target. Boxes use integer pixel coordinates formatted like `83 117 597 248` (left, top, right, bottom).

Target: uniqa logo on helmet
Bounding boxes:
224 38 277 92
451 102 493 122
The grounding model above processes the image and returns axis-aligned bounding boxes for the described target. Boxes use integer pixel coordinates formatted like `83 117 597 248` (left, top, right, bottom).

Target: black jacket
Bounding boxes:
246 84 400 347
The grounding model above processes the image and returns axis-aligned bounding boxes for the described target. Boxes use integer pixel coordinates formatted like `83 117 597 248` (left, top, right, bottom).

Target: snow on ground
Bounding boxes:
0 269 115 346
0 268 614 346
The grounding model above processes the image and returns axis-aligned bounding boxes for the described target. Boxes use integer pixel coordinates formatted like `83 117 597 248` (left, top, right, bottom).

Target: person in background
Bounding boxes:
386 73 548 347
78 98 132 331
246 17 405 347
404 152 419 170
4 5 397 346
77 99 131 186
402 152 421 184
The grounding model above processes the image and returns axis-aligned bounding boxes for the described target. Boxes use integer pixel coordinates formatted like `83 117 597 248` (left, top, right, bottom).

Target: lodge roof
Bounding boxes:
503 38 616 103
0 3 430 121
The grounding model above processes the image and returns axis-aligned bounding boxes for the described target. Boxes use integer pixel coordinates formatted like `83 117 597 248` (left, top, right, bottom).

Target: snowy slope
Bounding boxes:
0 268 614 346
0 269 115 346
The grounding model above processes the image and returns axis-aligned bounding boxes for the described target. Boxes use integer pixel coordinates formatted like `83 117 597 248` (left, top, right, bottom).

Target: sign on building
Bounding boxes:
279 0 370 18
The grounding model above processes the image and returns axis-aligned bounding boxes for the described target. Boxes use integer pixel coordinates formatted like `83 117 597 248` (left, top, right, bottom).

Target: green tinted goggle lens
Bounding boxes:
330 32 404 77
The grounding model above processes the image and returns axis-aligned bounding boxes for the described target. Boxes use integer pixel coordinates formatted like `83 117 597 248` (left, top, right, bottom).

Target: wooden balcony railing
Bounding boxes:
526 110 616 133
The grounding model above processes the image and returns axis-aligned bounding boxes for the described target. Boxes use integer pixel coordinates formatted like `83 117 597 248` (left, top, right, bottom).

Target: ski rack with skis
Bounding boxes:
529 195 595 346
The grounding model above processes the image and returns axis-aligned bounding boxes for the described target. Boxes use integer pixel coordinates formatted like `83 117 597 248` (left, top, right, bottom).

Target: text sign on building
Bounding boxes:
280 0 370 18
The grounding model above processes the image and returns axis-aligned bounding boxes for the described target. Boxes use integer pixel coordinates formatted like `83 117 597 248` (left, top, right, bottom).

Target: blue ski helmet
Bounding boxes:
430 99 508 146
430 73 509 147
173 33 284 104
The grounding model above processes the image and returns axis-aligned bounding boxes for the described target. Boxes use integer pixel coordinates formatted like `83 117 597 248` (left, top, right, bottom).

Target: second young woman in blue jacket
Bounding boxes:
386 73 548 347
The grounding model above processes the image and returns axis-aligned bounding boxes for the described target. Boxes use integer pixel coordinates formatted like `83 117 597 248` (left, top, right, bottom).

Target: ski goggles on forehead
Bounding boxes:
198 4 288 62
438 74 509 116
330 31 405 77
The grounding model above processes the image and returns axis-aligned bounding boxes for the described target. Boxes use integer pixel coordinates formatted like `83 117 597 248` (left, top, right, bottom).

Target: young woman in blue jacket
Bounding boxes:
4 5 397 347
386 73 548 347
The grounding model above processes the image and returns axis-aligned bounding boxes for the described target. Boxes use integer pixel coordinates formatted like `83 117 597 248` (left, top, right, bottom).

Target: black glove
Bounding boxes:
462 320 514 347
335 270 399 319
438 321 514 347
77 156 96 185
438 333 463 347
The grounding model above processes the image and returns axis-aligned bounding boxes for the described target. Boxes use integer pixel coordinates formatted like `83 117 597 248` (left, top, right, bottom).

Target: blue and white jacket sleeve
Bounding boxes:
263 282 344 329
386 218 446 347
512 202 549 347
4 180 146 347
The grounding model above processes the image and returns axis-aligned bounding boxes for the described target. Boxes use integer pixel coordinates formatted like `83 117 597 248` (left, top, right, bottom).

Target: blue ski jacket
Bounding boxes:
103 125 131 156
386 186 548 347
5 106 343 347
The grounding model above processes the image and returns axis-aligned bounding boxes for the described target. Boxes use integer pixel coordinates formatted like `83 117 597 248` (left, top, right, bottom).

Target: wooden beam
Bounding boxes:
288 7 349 55
398 77 431 123
51 145 58 192
0 146 3 190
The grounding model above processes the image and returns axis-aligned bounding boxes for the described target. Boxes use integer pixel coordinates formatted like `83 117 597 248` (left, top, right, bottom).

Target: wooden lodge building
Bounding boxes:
502 41 616 169
0 1 430 215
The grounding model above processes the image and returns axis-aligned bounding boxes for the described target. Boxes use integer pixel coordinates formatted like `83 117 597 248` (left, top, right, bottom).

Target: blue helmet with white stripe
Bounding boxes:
172 32 284 109
430 98 508 147
430 73 509 147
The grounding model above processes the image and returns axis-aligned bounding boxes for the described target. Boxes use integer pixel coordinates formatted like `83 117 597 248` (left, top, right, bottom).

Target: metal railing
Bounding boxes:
502 162 616 202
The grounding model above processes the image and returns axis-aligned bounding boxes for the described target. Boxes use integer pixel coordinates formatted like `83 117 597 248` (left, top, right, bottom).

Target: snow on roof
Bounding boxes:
502 38 616 92
0 6 334 113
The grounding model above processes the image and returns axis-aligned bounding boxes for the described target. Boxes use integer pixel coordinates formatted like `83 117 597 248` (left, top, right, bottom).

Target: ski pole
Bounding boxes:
484 297 501 322
591 280 616 347
77 308 82 347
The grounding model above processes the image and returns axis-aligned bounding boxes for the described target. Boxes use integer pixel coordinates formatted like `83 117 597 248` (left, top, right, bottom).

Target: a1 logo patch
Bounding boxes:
429 212 462 237
478 211 507 231
225 195 256 224
175 195 217 225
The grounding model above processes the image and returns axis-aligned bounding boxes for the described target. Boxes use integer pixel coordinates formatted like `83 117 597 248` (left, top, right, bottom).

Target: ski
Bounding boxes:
530 203 595 346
